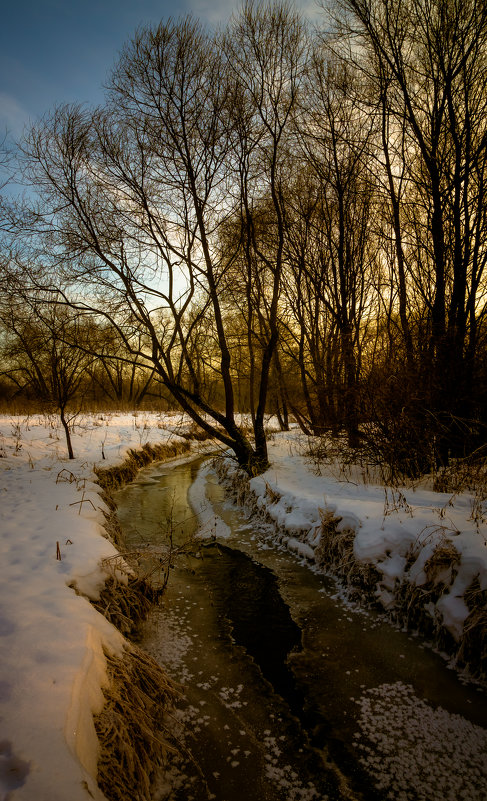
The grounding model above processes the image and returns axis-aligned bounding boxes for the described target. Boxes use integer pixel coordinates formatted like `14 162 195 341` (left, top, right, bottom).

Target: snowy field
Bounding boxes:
0 415 486 801
0 412 192 801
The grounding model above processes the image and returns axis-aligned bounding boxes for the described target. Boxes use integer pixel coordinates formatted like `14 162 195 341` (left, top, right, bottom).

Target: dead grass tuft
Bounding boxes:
433 445 487 494
94 645 179 801
393 540 461 654
457 608 487 676
91 576 160 638
455 577 487 675
212 458 252 507
424 541 460 585
95 440 191 493
314 511 381 600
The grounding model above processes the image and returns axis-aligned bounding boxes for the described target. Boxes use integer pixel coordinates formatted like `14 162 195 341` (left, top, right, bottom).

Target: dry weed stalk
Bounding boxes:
265 482 282 504
382 487 414 520
56 468 78 484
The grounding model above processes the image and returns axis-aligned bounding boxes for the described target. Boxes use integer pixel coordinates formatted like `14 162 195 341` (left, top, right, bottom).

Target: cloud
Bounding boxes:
184 0 323 26
184 0 239 25
0 93 32 139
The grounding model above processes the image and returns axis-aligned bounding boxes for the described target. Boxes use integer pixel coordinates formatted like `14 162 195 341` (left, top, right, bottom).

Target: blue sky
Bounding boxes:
0 0 320 145
0 0 240 141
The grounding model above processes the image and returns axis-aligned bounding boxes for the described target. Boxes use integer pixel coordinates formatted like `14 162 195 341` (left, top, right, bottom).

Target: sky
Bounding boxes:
0 0 320 146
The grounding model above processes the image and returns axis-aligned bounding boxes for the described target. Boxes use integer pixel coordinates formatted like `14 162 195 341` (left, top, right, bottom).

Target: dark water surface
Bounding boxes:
115 457 487 801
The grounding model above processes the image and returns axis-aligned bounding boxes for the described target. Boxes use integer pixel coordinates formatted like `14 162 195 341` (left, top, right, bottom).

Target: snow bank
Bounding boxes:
188 462 231 539
0 412 190 801
217 430 487 674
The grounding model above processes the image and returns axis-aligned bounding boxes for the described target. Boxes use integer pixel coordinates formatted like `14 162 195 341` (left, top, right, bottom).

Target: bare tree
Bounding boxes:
86 325 156 408
222 1 307 460
338 0 487 462
20 6 308 473
290 50 377 445
0 293 95 458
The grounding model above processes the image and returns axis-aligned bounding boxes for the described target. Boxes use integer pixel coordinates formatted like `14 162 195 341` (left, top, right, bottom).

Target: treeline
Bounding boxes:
1 0 487 476
0 298 166 411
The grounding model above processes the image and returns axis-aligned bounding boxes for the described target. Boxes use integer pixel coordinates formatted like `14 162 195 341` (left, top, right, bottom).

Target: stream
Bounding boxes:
115 456 487 801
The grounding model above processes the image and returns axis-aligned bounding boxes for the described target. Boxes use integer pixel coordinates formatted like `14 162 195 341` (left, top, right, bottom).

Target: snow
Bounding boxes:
1 417 487 801
244 431 487 646
188 463 231 540
0 411 190 801
286 538 315 561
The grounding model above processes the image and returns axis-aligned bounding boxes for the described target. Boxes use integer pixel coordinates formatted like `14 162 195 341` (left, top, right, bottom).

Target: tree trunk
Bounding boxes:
60 407 74 460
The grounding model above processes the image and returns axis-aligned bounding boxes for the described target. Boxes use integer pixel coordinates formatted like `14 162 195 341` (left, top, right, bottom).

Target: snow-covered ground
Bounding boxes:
0 411 192 801
1 416 486 801
218 430 487 662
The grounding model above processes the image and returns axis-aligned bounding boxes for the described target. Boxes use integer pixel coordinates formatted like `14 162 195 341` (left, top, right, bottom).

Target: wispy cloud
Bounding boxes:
185 0 323 26
0 93 33 140
185 0 240 25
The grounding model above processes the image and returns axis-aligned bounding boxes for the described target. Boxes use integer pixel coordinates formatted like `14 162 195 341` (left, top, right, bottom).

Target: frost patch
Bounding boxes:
262 733 321 801
355 682 487 800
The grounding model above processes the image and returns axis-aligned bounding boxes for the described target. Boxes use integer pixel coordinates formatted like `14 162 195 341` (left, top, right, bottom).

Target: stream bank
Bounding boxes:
91 440 210 801
214 451 487 681
115 456 487 801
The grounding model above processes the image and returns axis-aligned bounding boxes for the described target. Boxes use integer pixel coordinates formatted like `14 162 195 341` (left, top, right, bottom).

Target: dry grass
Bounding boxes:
90 576 160 638
88 437 199 800
424 540 460 584
94 645 179 801
458 608 487 676
92 536 200 637
393 540 461 653
212 458 253 507
433 445 487 494
264 481 282 504
314 509 381 600
457 578 487 675
95 440 192 494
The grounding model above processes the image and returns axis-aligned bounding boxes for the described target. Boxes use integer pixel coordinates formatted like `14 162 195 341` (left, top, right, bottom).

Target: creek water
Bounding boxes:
115 456 487 801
